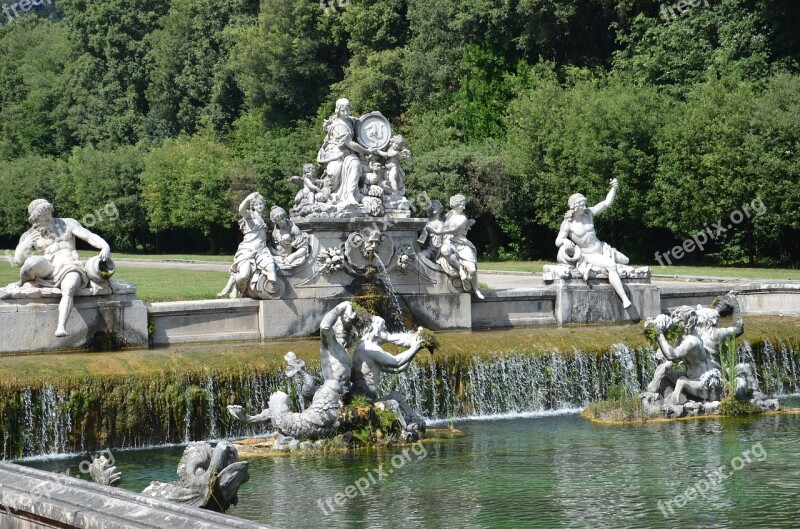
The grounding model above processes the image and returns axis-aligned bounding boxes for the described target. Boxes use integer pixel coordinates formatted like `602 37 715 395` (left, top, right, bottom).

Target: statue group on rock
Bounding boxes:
642 292 778 418
228 301 427 445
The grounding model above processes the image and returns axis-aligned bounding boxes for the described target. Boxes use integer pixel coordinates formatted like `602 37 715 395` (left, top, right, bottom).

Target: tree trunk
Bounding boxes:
482 215 501 260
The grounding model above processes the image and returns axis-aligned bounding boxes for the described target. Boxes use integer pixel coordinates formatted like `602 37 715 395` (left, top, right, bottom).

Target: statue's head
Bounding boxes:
27 199 54 225
669 306 698 334
695 307 720 329
250 193 266 212
450 194 467 211
390 135 405 149
270 205 288 226
303 163 314 177
335 98 351 117
568 193 586 210
363 315 388 342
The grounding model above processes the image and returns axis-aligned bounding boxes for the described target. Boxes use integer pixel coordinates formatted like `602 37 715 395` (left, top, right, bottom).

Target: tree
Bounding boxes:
0 155 61 237
145 0 254 138
0 17 76 160
56 145 149 252
228 0 347 123
140 132 241 253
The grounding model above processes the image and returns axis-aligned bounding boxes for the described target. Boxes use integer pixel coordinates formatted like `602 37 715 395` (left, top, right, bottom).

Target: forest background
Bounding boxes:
0 0 798 266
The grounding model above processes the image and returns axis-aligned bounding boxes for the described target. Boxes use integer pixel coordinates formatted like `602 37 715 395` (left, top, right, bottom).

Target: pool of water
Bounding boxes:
21 398 800 529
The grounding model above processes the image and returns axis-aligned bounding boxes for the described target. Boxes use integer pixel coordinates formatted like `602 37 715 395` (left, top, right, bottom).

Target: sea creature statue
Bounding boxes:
642 292 778 417
351 316 427 441
227 302 361 440
420 196 484 298
227 302 431 445
88 441 249 513
0 199 122 337
553 179 649 309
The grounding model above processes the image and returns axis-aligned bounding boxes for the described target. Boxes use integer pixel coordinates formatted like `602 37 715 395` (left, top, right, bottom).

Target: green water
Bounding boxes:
21 401 800 529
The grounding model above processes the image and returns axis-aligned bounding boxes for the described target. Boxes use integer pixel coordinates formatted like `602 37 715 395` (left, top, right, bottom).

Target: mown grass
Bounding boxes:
479 260 800 280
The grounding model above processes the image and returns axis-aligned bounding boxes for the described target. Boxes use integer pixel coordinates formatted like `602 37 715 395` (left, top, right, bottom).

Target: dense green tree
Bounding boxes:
145 0 255 138
0 155 62 237
0 17 76 160
140 131 242 253
56 145 149 252
228 0 347 123
58 0 169 146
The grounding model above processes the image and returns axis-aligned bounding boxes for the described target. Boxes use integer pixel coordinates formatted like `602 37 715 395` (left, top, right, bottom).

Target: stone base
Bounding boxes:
0 293 148 353
552 279 660 324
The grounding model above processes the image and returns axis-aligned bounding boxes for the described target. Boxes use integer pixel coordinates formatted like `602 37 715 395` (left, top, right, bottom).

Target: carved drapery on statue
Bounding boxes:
291 99 412 219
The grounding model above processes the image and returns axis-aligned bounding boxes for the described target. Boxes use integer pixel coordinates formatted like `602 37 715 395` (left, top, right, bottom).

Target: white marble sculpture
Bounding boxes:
227 302 360 439
554 179 647 308
642 292 778 417
269 206 309 268
1 199 117 337
420 196 484 299
351 316 427 440
290 99 411 218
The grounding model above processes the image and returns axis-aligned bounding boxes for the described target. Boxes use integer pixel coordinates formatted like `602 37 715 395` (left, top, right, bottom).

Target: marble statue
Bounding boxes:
227 302 360 439
2 199 115 337
269 206 309 268
227 302 432 444
644 307 723 406
89 441 249 513
289 98 411 218
555 179 635 308
218 192 279 299
351 316 427 440
421 195 484 299
642 292 778 417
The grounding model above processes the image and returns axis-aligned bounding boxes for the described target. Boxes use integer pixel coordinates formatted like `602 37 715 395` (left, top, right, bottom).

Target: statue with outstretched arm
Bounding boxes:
555 178 632 308
351 317 427 440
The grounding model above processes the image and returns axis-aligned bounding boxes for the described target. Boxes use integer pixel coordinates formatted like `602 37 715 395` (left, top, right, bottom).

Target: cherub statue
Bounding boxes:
376 135 411 199
290 163 331 207
269 206 309 268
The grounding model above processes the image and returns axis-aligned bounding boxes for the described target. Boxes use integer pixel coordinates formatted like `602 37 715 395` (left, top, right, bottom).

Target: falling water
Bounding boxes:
374 255 405 330
2 339 798 459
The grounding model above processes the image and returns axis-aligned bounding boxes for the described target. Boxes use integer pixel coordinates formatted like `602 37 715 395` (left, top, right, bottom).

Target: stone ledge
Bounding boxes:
0 463 272 529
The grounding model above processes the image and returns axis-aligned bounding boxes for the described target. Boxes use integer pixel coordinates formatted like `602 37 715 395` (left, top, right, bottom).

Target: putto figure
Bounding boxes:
555 179 633 308
9 199 113 337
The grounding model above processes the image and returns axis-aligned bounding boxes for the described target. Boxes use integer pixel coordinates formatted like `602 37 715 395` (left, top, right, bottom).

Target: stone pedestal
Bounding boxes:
0 284 148 353
550 280 660 324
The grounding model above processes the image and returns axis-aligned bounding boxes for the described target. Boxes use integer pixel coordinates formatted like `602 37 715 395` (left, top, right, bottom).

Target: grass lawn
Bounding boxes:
479 260 800 281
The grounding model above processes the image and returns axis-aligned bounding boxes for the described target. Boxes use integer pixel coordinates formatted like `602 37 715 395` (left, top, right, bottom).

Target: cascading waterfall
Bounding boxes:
2 339 798 459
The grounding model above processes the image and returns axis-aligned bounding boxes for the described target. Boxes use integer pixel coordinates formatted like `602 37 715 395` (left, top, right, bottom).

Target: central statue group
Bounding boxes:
227 301 428 445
